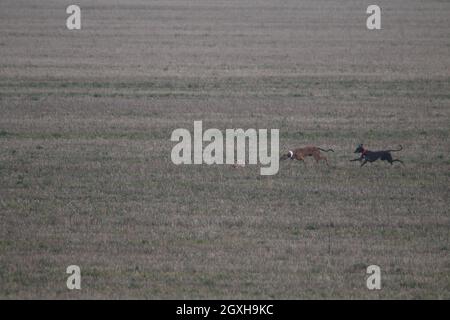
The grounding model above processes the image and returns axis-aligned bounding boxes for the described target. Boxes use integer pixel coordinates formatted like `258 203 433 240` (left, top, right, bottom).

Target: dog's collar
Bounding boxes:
361 149 368 156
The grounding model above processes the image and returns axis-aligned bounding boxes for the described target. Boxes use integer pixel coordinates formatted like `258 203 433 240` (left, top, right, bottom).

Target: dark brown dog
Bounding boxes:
280 146 334 165
350 144 404 167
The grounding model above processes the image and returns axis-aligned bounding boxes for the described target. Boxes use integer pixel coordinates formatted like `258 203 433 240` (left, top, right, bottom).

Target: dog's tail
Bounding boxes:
388 145 403 152
318 147 334 153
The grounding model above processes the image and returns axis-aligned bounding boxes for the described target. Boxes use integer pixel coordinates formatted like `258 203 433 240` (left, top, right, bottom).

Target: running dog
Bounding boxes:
280 146 334 165
350 144 404 166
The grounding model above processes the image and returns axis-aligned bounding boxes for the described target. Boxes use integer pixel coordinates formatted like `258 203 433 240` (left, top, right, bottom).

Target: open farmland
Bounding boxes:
0 0 449 299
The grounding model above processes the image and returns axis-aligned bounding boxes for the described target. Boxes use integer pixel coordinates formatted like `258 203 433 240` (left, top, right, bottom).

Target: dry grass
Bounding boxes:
0 0 449 299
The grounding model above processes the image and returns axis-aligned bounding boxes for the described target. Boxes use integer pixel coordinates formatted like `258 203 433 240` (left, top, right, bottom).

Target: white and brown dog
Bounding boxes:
280 146 334 165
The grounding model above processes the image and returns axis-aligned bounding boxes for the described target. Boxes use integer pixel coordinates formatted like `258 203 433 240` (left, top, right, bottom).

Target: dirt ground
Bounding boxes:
0 0 449 299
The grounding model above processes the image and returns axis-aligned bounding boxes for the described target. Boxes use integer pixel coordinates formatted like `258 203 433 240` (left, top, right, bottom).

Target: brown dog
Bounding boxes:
280 146 334 165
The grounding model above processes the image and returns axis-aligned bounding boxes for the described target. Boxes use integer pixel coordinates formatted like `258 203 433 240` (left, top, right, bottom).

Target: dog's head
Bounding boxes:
280 150 294 161
354 144 364 154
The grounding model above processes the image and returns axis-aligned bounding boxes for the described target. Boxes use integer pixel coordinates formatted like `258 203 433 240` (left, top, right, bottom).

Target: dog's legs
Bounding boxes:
294 158 305 166
391 159 404 165
360 160 368 167
296 156 305 165
313 154 320 164
350 158 361 162
313 153 328 166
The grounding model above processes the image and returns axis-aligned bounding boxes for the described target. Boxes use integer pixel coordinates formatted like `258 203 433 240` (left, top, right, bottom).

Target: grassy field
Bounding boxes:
0 0 449 299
